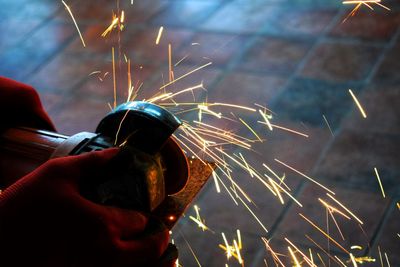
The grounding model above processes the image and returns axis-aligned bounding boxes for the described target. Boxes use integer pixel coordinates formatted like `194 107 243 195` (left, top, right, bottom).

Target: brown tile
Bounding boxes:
0 22 76 80
315 129 400 195
64 24 119 56
56 0 114 23
124 27 194 65
373 43 400 84
121 0 168 24
274 183 391 253
174 33 249 67
50 97 110 135
240 37 312 74
209 72 287 106
29 54 109 93
151 1 220 27
77 62 161 104
0 18 43 51
250 121 331 174
300 41 382 82
271 78 361 130
331 9 400 41
201 1 278 34
341 83 400 134
263 8 338 37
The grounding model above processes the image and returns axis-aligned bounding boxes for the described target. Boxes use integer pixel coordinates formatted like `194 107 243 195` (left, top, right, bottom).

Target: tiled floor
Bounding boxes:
0 0 399 266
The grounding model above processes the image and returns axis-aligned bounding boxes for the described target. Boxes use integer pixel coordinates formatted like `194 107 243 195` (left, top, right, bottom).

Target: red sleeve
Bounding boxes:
0 76 55 132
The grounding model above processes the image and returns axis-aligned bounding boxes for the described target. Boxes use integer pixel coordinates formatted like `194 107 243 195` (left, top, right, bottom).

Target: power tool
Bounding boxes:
0 101 214 229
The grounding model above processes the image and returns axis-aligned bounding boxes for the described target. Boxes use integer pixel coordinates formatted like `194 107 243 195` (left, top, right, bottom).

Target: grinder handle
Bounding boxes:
0 127 68 187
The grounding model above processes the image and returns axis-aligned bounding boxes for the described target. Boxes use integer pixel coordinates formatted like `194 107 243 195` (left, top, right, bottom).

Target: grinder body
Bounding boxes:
0 101 189 216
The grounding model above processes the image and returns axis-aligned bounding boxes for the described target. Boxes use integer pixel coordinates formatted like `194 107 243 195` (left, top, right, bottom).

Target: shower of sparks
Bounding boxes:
285 238 317 267
262 238 285 267
322 114 334 136
318 198 351 220
239 117 263 142
189 205 211 232
306 235 344 266
61 1 86 47
326 193 364 225
219 231 244 265
155 26 164 45
342 0 390 22
349 89 367 119
159 62 212 90
258 121 309 137
374 167 386 198
274 159 335 194
300 213 350 254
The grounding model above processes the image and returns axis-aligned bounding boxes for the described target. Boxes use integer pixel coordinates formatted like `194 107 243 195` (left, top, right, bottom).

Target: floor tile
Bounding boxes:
239 36 313 74
271 78 362 129
330 9 400 41
315 129 400 195
151 1 221 27
300 41 382 82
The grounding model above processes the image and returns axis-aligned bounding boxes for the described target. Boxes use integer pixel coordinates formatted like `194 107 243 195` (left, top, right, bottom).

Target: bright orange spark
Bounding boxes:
374 167 386 198
62 1 86 47
300 213 350 254
275 159 335 194
326 193 364 225
349 89 367 118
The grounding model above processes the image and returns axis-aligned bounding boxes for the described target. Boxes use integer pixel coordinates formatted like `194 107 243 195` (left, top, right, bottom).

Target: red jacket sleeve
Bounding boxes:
0 76 55 132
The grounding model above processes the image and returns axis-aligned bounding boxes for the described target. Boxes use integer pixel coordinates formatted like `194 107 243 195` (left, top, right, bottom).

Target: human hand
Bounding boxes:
0 148 171 267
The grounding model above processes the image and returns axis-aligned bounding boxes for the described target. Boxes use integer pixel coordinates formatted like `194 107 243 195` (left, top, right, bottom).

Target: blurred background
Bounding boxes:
0 0 399 266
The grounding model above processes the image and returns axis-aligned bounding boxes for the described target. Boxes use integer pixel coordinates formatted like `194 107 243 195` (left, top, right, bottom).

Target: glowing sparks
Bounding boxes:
259 122 309 137
350 253 358 267
259 109 273 131
300 213 349 254
342 0 390 22
374 167 386 198
212 171 221 193
326 193 364 225
159 62 212 90
239 117 263 142
285 238 317 267
274 159 335 195
101 16 119 37
288 246 301 267
155 26 164 45
349 89 367 119
262 238 285 267
61 1 86 47
189 205 211 232
219 231 244 264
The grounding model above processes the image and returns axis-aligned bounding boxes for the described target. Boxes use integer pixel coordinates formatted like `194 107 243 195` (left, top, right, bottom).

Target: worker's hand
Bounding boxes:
0 76 55 131
0 148 171 267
